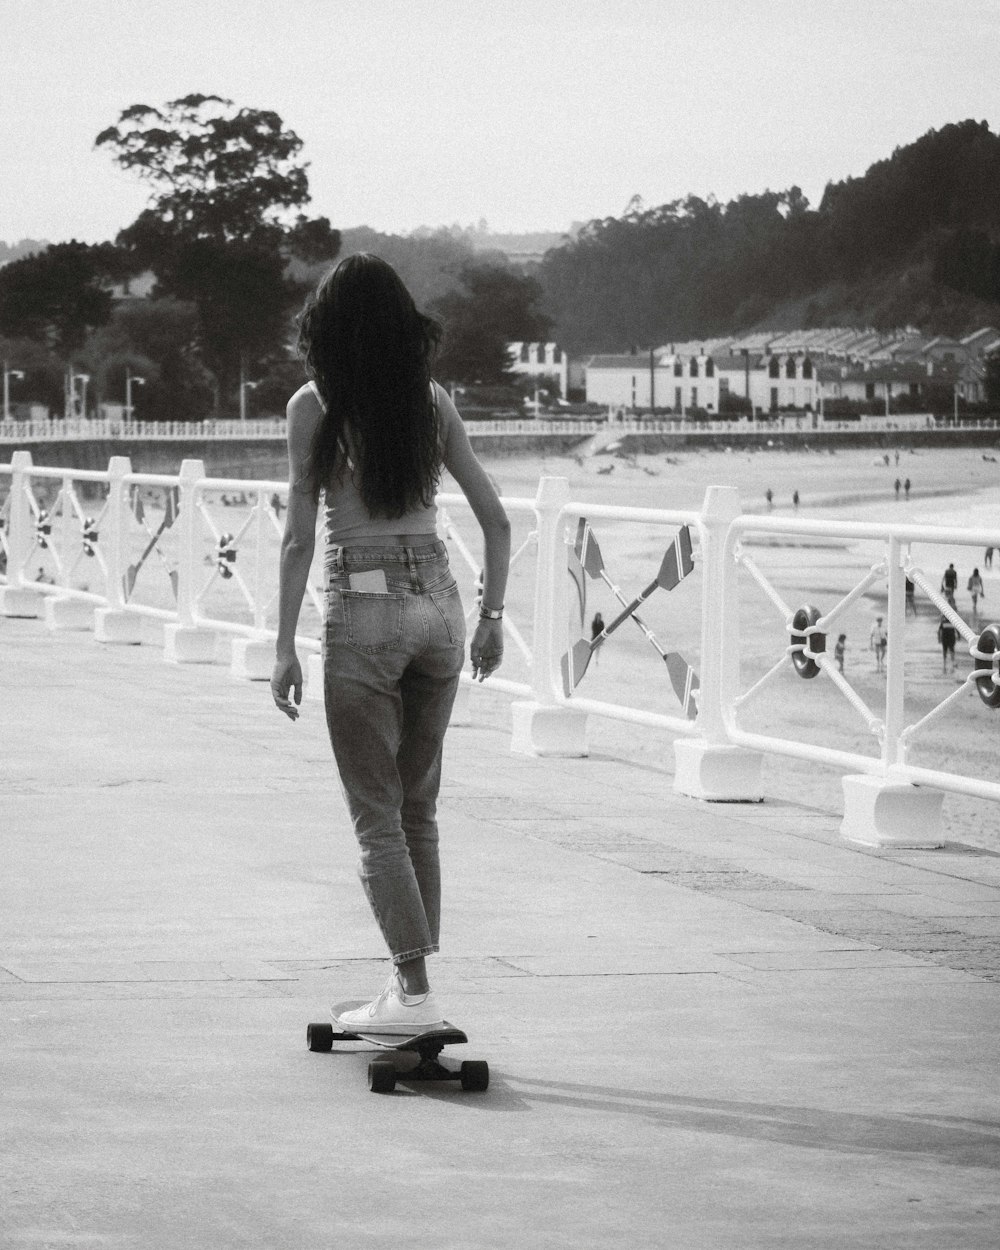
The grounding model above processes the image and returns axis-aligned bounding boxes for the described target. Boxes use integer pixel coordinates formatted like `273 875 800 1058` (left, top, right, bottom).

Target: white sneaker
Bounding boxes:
335 972 445 1036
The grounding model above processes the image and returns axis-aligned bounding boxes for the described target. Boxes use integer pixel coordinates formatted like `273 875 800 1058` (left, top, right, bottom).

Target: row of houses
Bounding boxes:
510 327 1000 414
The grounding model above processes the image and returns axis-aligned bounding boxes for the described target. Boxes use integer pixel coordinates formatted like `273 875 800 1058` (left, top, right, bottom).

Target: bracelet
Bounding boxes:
479 605 504 620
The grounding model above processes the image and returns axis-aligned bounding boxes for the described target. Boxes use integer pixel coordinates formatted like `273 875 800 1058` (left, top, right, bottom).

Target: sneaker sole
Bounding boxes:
337 1019 446 1037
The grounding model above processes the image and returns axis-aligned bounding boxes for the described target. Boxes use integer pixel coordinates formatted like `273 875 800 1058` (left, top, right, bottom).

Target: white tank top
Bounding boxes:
309 380 443 544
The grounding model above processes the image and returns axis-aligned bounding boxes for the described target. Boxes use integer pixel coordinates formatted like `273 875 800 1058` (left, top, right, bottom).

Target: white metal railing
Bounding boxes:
5 415 998 445
723 514 1000 803
0 417 603 443
3 450 998 815
0 418 290 441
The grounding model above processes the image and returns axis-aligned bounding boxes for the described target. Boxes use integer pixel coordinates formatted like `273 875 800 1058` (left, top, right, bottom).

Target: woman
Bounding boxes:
271 254 510 1033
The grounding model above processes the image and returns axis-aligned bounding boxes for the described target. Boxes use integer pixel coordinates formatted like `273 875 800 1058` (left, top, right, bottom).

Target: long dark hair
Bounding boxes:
297 254 442 514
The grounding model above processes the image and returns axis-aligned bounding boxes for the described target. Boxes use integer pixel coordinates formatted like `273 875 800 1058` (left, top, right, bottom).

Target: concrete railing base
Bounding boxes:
94 608 144 645
673 739 764 802
231 635 275 681
511 701 588 757
841 774 945 848
0 586 45 618
163 624 218 664
43 596 96 631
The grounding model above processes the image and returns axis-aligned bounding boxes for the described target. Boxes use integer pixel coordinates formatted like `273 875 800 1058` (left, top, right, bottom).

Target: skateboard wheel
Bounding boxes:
368 1061 396 1093
306 1022 334 1052
460 1060 489 1092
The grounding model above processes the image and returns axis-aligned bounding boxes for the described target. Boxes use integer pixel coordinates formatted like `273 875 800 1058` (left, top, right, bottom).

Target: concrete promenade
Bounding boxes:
3 616 999 1249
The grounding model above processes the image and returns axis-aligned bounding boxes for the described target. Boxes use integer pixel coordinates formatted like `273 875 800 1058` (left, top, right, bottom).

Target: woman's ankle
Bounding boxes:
396 957 429 997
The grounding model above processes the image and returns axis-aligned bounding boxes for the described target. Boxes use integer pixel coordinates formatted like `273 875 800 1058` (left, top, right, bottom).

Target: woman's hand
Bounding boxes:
470 617 504 682
271 653 303 720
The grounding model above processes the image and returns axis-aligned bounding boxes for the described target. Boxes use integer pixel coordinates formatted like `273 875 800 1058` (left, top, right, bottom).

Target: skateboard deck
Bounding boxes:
307 1000 489 1093
329 999 468 1050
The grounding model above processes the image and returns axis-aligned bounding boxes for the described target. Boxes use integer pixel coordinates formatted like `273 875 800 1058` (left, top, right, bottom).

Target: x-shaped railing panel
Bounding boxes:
563 518 699 718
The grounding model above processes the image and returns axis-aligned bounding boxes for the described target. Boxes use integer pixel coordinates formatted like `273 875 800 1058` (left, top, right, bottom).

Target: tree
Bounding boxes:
96 94 340 412
431 263 552 384
0 242 123 352
0 335 66 413
95 94 310 245
82 298 213 421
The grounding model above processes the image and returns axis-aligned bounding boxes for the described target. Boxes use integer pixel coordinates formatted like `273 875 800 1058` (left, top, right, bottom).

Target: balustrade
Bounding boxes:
2 449 998 847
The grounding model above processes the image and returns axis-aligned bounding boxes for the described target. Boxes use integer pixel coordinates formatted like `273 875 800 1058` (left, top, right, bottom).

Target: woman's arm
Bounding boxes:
271 386 322 719
438 384 511 680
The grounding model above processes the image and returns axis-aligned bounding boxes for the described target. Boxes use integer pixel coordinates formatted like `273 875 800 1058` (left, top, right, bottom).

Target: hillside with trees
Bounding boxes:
538 120 1000 354
6 115 1000 418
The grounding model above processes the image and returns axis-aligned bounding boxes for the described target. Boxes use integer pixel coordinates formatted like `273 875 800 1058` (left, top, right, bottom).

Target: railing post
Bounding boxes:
43 471 98 631
841 536 943 847
0 450 45 617
511 475 588 756
230 488 276 680
164 458 217 663
673 484 763 801
94 456 144 643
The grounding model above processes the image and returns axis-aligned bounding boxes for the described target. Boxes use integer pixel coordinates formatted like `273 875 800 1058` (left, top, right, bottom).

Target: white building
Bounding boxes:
585 348 818 414
656 350 721 413
507 342 568 396
583 353 656 409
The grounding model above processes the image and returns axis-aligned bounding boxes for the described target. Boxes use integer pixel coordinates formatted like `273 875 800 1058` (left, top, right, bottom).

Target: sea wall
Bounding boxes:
606 427 1000 455
6 433 597 475
5 426 999 477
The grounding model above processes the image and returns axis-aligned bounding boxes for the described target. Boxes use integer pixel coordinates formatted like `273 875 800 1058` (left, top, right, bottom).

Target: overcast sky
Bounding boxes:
4 0 999 245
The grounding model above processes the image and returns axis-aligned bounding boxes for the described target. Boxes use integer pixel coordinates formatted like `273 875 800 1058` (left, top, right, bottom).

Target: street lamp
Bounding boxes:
66 371 90 419
3 362 25 421
239 379 258 422
125 368 145 422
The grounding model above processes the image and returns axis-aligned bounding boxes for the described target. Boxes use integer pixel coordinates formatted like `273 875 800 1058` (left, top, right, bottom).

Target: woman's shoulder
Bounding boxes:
431 379 460 436
285 383 324 465
288 380 324 415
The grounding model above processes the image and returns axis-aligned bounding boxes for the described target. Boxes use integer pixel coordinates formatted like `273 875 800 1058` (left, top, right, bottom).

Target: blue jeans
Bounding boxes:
322 540 466 964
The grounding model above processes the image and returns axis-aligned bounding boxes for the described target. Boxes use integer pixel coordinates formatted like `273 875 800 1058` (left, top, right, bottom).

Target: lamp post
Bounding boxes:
239 378 258 422
3 362 25 421
125 368 145 422
67 371 91 419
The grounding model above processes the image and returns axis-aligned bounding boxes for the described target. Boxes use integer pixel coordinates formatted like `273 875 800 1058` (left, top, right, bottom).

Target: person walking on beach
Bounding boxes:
942 563 958 599
905 576 916 616
894 477 901 500
870 615 887 674
792 489 799 510
591 612 605 665
938 613 958 674
904 477 911 500
765 487 773 509
968 568 985 622
271 254 511 1033
986 547 994 571
835 633 846 673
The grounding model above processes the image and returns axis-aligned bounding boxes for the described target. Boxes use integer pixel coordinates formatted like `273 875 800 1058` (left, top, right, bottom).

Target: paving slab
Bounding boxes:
2 617 999 1250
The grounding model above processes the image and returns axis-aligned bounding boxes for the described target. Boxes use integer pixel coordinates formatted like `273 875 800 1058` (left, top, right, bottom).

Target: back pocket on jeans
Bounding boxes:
342 592 405 654
429 584 466 648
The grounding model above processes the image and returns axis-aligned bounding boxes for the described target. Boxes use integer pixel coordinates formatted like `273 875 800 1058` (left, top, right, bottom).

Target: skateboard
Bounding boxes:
307 1001 489 1094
